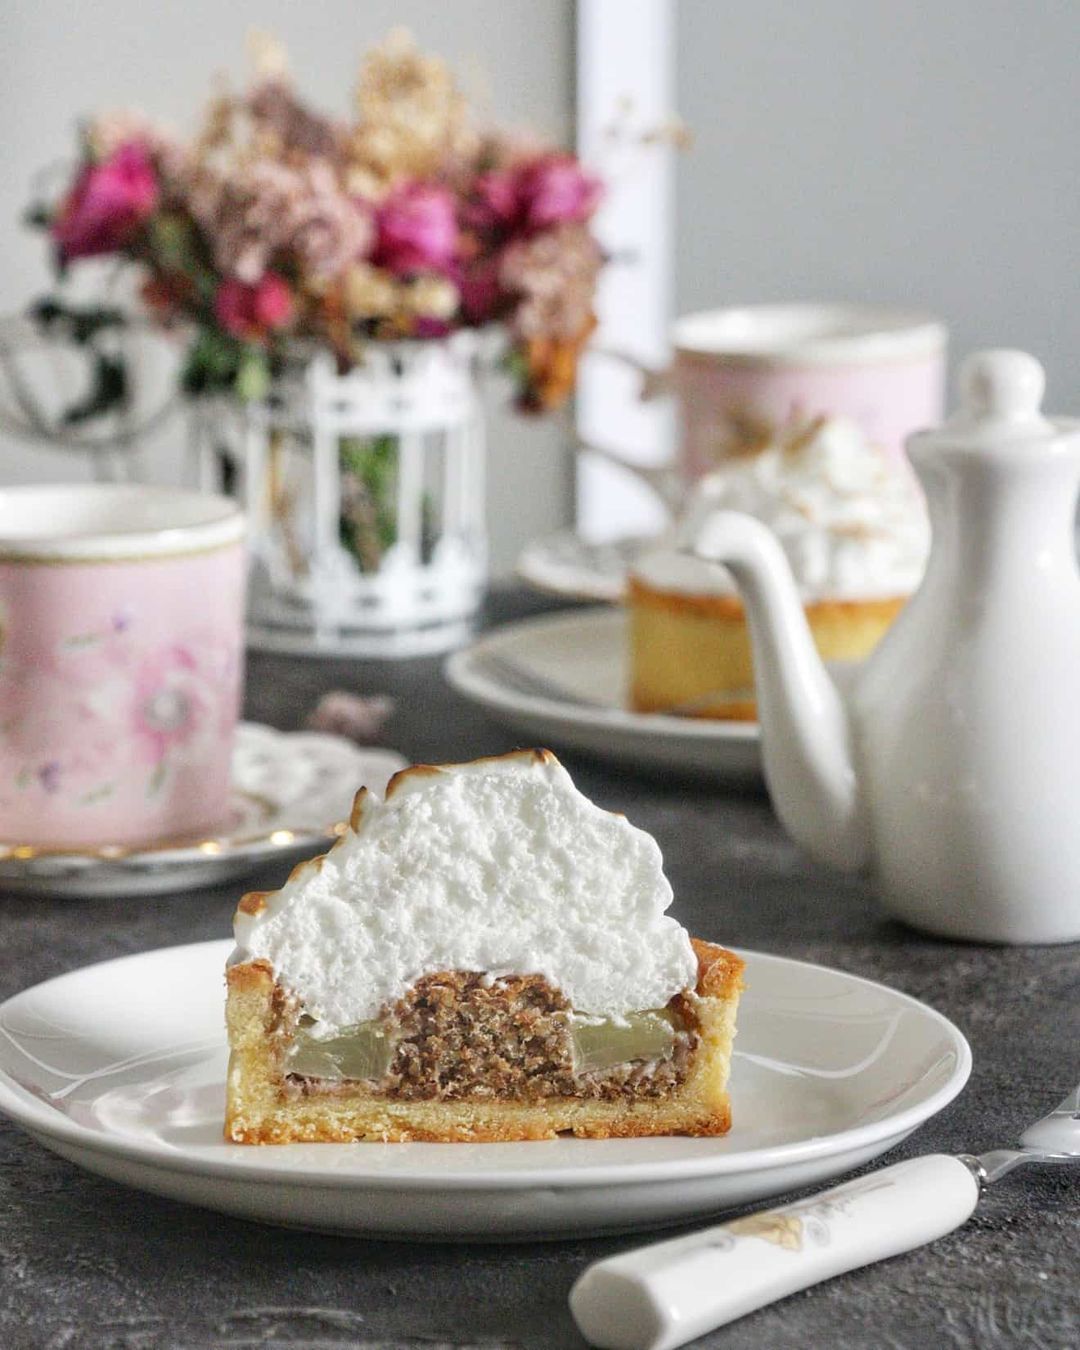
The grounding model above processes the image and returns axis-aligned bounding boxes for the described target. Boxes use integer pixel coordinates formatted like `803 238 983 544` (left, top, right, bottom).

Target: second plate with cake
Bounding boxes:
446 608 764 783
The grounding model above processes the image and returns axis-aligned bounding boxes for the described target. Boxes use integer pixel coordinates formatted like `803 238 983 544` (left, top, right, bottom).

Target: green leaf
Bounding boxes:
181 327 243 395
148 212 196 272
503 346 529 380
337 434 415 570
234 348 271 402
198 329 240 375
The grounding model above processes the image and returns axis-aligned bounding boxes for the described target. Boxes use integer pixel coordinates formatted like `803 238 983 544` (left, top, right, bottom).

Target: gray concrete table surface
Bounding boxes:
1 588 1077 1350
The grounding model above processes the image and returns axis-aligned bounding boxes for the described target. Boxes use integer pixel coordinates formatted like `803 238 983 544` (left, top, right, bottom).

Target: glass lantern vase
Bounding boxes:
187 335 491 657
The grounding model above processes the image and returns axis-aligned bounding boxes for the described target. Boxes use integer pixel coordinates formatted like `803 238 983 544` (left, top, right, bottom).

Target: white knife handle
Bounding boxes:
570 1154 980 1350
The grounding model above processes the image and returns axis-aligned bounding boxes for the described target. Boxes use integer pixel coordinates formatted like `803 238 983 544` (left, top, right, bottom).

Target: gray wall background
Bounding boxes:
0 0 574 575
1 1 1077 572
676 0 1079 411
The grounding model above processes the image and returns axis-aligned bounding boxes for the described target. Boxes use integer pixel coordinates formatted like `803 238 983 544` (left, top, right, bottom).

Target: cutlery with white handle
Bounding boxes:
570 1085 1079 1350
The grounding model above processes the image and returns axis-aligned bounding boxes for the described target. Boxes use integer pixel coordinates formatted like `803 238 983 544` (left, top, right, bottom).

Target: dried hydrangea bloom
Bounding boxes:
247 28 290 82
500 222 603 342
211 161 298 283
190 88 238 161
88 109 182 165
281 161 372 282
342 263 398 320
400 274 459 321
347 27 478 197
247 80 346 162
206 159 368 287
173 156 224 238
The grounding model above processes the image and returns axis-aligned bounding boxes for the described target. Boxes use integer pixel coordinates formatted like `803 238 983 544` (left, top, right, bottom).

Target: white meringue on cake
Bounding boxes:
626 417 929 719
634 415 929 601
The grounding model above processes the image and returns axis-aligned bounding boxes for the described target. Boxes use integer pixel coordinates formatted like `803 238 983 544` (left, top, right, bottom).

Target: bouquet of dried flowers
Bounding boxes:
27 30 605 414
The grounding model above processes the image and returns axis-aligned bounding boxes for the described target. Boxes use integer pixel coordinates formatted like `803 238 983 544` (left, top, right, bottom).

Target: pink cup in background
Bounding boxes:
0 485 246 850
672 304 947 478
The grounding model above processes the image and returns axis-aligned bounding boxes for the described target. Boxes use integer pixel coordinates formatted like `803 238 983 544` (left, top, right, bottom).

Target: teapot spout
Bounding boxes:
692 511 870 872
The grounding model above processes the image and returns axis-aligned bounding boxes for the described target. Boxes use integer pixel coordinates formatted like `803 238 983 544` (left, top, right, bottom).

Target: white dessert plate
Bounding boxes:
446 608 762 783
0 939 970 1241
0 724 406 898
517 528 649 603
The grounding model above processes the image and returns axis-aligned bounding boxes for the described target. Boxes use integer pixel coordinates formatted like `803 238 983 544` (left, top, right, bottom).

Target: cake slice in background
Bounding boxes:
627 416 929 719
225 749 743 1143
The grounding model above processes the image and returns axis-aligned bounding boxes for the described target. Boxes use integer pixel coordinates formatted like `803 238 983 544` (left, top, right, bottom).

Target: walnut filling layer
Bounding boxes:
279 970 697 1103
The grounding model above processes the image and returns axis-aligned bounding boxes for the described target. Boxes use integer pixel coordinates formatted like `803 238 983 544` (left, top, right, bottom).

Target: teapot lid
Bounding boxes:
908 349 1078 457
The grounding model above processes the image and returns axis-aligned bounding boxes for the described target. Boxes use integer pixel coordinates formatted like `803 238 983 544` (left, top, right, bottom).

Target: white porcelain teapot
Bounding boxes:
693 349 1080 943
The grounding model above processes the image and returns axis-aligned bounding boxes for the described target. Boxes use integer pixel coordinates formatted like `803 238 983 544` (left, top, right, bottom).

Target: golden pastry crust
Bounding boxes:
627 574 907 624
224 939 744 1144
627 574 906 720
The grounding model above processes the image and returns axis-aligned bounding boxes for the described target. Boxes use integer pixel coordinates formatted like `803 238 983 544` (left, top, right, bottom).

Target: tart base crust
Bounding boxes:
224 939 744 1143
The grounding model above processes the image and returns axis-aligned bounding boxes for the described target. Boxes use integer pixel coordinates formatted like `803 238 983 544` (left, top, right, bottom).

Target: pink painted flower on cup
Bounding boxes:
373 182 459 276
130 644 209 769
51 141 159 262
515 154 603 233
214 273 294 342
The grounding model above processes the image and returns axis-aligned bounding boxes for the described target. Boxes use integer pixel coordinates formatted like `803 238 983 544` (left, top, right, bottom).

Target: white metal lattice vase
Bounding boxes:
188 335 491 657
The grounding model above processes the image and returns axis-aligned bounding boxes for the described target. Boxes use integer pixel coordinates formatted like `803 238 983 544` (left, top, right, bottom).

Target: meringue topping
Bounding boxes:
633 416 930 601
233 751 698 1037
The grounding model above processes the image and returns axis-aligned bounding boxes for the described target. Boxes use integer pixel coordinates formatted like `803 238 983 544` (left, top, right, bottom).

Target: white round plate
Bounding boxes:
0 724 405 898
0 939 970 1241
446 608 761 783
517 528 649 603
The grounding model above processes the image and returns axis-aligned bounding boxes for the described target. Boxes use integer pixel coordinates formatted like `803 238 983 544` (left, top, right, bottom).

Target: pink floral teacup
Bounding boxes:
672 303 947 476
0 485 246 850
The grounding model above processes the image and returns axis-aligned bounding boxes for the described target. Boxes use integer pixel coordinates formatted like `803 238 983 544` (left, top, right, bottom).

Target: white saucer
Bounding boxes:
0 724 405 898
0 939 970 1241
446 608 761 783
517 528 649 603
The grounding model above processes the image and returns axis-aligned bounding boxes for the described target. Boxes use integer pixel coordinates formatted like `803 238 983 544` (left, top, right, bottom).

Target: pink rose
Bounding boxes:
465 171 520 232
373 182 459 276
515 154 602 233
459 255 505 324
412 316 454 339
51 141 159 261
214 273 294 341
